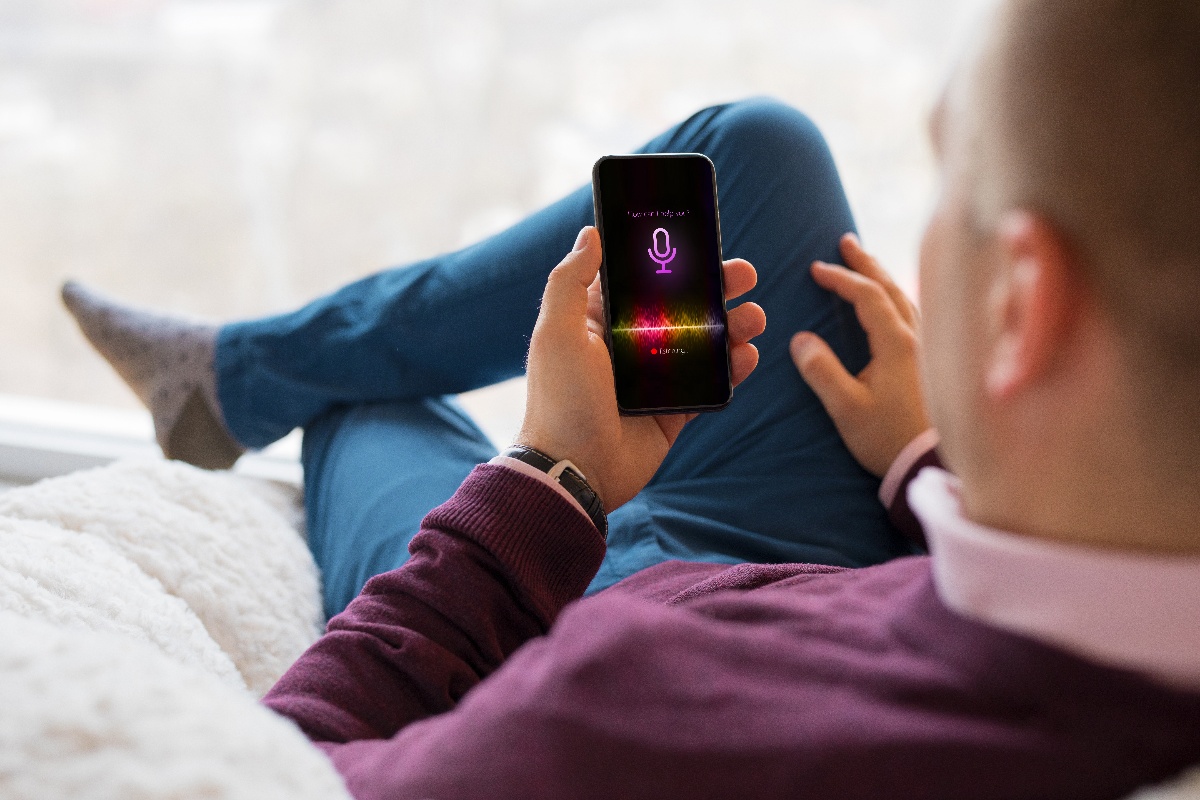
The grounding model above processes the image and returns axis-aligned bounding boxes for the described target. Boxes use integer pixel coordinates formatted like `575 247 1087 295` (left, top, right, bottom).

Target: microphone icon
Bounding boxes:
648 227 677 274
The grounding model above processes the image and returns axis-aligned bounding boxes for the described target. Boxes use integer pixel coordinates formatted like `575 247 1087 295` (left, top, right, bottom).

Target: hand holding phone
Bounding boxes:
515 226 765 513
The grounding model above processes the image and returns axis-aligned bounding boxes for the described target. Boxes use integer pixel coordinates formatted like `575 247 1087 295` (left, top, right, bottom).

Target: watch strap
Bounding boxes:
499 445 608 539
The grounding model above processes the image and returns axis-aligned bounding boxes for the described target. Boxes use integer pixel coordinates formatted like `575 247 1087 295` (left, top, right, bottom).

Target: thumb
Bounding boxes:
537 227 601 333
790 331 864 421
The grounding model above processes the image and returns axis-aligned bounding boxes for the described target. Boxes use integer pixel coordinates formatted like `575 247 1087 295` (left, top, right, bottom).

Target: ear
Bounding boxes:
984 211 1080 400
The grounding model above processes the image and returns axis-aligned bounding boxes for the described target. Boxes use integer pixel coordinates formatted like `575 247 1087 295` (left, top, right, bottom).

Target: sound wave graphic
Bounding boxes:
611 305 725 348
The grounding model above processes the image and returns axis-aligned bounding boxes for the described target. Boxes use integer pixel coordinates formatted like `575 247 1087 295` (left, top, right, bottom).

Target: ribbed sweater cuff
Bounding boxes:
423 464 607 622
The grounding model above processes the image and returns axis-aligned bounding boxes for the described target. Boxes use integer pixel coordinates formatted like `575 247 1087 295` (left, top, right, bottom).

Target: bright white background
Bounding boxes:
0 0 992 447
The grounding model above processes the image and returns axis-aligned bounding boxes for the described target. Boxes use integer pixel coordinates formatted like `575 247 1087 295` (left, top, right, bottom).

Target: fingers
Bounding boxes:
539 227 602 335
655 340 759 442
727 301 765 344
810 261 917 359
837 233 890 284
790 332 866 420
586 272 604 327
721 258 757 302
838 233 918 327
730 342 759 388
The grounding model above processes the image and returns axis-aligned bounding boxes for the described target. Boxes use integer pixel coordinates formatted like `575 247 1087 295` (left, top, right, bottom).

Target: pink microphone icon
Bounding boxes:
648 227 677 274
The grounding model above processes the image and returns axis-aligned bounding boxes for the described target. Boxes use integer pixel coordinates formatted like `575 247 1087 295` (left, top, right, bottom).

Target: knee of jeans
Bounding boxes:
710 97 835 174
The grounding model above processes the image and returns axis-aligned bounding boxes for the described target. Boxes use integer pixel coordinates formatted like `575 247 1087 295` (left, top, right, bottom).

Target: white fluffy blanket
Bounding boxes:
0 459 1194 799
0 460 350 799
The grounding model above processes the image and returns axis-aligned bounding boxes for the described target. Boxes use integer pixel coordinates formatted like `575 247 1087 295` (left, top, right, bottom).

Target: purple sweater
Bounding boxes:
263 464 1200 799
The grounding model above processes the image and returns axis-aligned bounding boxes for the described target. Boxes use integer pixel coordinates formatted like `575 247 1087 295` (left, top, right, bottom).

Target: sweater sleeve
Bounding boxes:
261 464 606 744
882 440 944 550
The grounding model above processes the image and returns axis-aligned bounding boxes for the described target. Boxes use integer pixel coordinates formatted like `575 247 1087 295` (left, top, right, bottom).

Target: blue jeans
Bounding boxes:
216 98 917 621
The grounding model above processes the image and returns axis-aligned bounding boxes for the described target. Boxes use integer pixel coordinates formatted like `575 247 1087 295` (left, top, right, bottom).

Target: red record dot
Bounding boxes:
651 348 658 354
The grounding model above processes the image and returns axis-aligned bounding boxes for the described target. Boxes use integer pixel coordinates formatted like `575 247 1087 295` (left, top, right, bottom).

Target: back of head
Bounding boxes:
970 0 1200 465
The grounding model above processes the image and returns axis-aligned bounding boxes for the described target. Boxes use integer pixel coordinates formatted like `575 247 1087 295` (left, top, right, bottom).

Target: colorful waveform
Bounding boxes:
611 305 725 348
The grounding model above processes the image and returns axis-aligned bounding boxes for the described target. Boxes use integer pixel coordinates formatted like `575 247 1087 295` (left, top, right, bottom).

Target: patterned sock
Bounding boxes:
60 281 246 470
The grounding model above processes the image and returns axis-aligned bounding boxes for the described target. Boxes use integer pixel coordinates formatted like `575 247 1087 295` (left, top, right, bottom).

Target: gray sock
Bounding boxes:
61 281 245 470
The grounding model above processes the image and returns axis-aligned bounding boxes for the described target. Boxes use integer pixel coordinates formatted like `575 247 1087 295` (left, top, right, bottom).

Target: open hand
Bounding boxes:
516 226 766 512
790 233 932 478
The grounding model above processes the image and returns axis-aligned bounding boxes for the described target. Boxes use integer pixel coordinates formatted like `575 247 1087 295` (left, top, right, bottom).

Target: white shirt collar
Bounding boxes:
910 467 1200 692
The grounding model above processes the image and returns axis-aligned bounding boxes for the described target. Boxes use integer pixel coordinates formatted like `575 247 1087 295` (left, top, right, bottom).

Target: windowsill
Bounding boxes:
0 393 302 487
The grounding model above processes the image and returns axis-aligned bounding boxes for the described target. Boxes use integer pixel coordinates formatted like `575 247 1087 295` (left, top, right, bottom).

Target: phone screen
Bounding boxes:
592 154 731 414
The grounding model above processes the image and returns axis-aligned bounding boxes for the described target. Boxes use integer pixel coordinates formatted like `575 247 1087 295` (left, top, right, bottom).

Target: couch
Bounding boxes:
0 460 1193 799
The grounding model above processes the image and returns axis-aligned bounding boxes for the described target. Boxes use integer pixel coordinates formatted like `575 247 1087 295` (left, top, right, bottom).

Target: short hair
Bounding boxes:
970 0 1200 456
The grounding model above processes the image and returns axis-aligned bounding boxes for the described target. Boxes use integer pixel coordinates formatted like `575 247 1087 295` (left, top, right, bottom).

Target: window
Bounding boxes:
0 0 989 467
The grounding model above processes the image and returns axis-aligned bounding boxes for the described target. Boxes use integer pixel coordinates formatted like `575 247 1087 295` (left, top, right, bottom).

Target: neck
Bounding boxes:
957 407 1200 557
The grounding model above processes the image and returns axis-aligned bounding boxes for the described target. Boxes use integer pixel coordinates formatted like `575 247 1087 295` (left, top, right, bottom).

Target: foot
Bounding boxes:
61 281 246 470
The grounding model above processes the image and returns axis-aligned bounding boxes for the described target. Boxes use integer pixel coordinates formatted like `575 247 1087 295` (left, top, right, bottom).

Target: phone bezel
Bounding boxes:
591 152 733 416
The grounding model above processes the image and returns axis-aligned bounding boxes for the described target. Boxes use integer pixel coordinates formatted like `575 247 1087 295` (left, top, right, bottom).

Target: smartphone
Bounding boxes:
592 153 732 415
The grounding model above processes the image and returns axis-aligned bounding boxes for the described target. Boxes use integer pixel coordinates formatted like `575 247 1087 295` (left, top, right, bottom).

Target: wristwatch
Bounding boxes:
499 445 607 539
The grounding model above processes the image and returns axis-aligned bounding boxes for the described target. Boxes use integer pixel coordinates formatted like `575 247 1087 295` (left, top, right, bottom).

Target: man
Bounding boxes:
64 0 1200 796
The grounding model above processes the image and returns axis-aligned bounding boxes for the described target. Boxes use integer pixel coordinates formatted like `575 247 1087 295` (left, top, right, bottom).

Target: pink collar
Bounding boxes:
910 467 1200 692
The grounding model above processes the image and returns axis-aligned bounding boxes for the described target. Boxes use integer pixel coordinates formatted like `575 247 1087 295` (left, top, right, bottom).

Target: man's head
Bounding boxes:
918 0 1200 550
